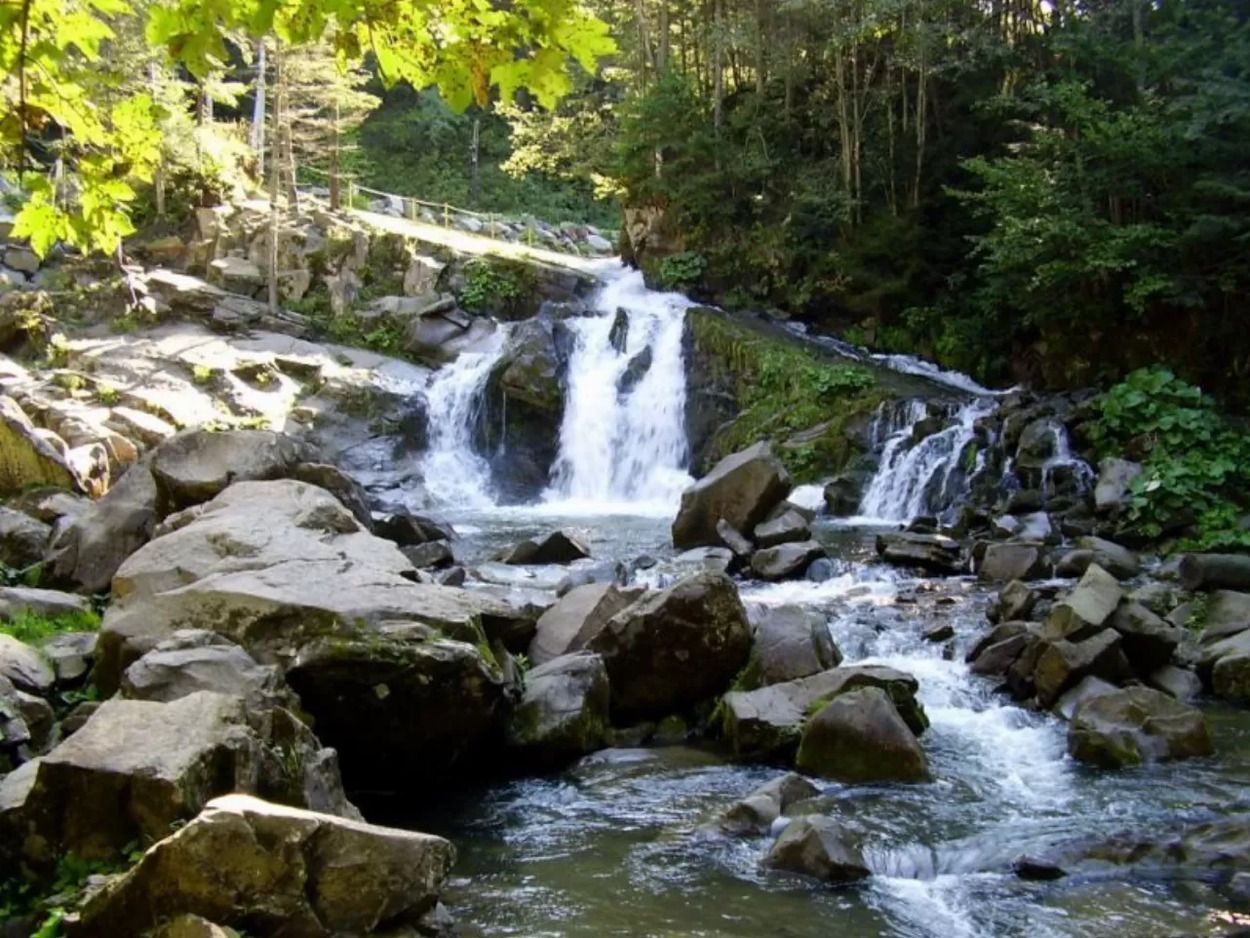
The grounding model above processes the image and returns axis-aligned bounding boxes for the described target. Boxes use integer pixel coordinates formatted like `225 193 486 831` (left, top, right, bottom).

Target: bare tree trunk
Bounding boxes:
754 0 765 94
251 39 267 178
267 40 282 314
658 0 670 74
330 99 341 210
149 63 165 217
912 0 927 209
634 0 656 88
469 114 481 207
713 0 724 140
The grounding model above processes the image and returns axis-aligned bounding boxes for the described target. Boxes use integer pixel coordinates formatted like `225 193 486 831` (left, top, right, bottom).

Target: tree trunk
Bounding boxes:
330 98 341 210
267 40 282 314
251 39 267 177
149 63 165 218
469 114 481 207
713 0 724 141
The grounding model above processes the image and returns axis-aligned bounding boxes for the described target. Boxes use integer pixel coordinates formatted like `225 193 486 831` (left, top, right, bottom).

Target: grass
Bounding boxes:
1 608 101 644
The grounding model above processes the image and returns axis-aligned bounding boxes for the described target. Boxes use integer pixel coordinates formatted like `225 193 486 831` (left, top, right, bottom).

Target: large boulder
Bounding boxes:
672 442 792 550
1069 536 1140 580
528 583 641 665
795 686 930 783
1041 564 1123 642
0 506 51 569
0 692 354 871
1199 590 1250 645
121 631 291 711
739 605 841 688
719 665 925 761
49 462 161 593
1067 687 1212 768
1200 629 1250 704
977 542 1047 583
286 633 513 790
0 395 80 495
94 481 514 694
876 532 964 575
498 529 591 565
0 633 55 694
754 510 811 549
1180 553 1250 592
763 816 870 883
717 773 820 836
750 540 826 581
586 571 751 721
70 793 453 938
505 652 609 767
1107 602 1182 673
149 429 307 510
1032 629 1130 707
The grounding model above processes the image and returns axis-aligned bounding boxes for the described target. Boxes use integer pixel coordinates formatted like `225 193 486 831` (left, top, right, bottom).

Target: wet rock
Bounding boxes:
806 557 838 582
968 621 1030 665
876 532 963 575
1147 664 1202 702
990 580 1039 623
1094 458 1143 513
1013 856 1067 881
121 632 289 711
715 518 754 561
1054 675 1119 721
0 692 354 871
977 542 1047 583
49 462 160 593
0 633 54 694
505 652 609 766
499 529 592 565
718 773 820 836
0 507 50 569
1198 590 1250 645
528 583 642 665
402 540 455 569
924 623 955 642
71 793 453 938
1041 564 1123 642
372 510 455 546
763 816 870 883
1108 601 1182 672
823 472 870 516
617 347 653 395
753 510 811 549
1179 553 1250 592
1068 686 1212 768
587 571 751 722
751 540 826 581
796 687 930 783
740 605 841 688
1032 629 1130 707
719 665 925 761
672 442 792 550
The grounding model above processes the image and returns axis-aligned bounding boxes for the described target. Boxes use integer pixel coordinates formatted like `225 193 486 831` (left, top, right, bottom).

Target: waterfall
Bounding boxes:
544 267 694 508
858 398 995 522
419 328 508 507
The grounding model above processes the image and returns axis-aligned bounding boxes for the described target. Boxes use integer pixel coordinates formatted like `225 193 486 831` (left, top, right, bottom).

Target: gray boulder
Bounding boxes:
1180 553 1250 592
499 529 592 565
672 442 792 550
587 571 751 721
291 462 372 528
1147 665 1203 703
795 686 930 783
0 506 50 569
1056 537 1140 580
1108 601 1182 672
719 665 925 761
1068 687 1212 768
1201 629 1250 704
1094 458 1143 513
0 586 91 621
149 429 307 510
751 540 826 581
990 580 1039 623
39 630 96 684
1054 675 1119 721
1199 590 1250 645
1041 564 1123 642
1032 630 1130 707
763 816 870 883
718 773 820 836
505 652 609 766
977 542 1047 583
715 518 755 561
0 692 355 871
528 582 641 665
754 510 811 549
71 793 453 938
876 532 964 575
740 605 841 688
121 631 290 711
0 633 54 694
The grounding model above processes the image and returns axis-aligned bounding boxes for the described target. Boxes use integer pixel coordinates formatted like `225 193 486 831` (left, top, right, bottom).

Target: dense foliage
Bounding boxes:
1087 367 1250 549
559 0 1250 403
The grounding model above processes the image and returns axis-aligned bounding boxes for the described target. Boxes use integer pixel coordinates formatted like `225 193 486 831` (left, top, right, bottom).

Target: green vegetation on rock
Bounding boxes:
0 609 101 645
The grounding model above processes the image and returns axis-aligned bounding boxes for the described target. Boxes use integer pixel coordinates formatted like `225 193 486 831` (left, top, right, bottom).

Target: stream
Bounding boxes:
400 265 1250 938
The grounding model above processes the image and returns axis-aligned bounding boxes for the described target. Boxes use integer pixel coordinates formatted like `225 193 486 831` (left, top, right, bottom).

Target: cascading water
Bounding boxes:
858 398 996 522
544 266 694 509
419 327 508 507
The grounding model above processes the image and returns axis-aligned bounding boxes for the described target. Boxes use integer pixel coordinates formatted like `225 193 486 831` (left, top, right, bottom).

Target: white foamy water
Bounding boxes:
545 267 694 507
419 328 508 507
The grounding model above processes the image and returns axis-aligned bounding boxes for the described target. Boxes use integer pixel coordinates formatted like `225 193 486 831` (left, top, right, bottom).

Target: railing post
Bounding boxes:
408 198 417 221
443 204 450 228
